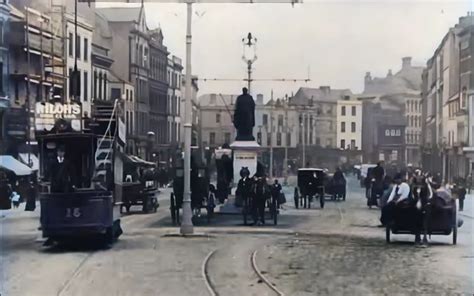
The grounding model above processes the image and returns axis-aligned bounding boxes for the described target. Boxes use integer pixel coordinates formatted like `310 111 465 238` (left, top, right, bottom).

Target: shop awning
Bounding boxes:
0 155 34 176
19 153 39 171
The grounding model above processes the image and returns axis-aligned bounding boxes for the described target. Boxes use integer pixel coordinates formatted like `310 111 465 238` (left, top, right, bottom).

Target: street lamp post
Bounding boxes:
242 33 257 93
181 0 194 235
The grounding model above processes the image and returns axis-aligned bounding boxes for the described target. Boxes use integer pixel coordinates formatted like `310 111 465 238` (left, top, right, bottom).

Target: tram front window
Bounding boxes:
42 137 95 192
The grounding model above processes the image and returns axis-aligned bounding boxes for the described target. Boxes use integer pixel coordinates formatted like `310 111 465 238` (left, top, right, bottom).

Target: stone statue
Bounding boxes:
233 87 255 141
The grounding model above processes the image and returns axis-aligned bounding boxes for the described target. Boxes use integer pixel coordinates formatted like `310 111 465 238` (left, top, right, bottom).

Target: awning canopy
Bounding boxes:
0 155 34 176
19 153 39 171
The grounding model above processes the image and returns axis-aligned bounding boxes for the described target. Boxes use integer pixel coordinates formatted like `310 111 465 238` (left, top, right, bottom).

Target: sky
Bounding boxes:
99 0 473 100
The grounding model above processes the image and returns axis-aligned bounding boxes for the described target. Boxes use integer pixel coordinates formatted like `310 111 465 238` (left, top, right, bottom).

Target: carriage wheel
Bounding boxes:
207 195 215 223
320 194 325 209
243 197 248 225
272 197 278 226
386 226 391 243
452 226 457 245
170 193 177 225
308 196 311 209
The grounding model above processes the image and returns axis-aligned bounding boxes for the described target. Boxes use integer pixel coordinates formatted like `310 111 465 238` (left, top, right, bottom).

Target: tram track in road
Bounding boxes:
203 248 285 296
56 252 93 296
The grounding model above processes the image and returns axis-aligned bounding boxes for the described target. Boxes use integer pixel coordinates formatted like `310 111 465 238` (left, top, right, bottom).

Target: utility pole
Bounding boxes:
284 99 289 185
302 110 306 167
269 90 274 179
180 0 194 235
242 33 257 94
25 7 31 168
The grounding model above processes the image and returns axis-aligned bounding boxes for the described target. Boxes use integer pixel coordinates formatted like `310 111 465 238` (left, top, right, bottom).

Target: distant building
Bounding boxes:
363 57 424 166
360 95 406 165
336 98 362 151
199 93 236 149
167 55 182 163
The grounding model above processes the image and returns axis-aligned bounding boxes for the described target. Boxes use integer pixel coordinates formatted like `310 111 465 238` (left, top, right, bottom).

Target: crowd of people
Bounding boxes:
0 170 37 212
234 166 285 226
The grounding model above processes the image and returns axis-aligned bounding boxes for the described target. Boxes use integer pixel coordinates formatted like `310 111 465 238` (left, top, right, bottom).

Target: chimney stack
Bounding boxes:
387 69 393 77
402 57 412 69
319 86 330 95
365 72 372 83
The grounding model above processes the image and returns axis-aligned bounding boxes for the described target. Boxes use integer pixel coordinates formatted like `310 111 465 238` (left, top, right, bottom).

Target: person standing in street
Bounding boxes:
271 179 283 209
0 171 12 210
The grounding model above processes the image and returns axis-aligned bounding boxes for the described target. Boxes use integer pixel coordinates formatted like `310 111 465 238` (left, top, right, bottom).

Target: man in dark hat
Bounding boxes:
48 146 77 193
233 87 255 141
380 173 411 227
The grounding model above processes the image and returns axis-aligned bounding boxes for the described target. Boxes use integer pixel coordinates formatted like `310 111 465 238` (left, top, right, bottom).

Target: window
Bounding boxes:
83 71 88 101
224 133 231 144
351 140 356 149
340 139 346 149
93 71 97 99
69 33 73 56
277 133 282 146
111 88 121 101
68 68 73 97
352 106 356 116
461 87 467 109
216 113 221 123
76 35 81 59
351 122 356 133
341 122 346 133
84 38 89 61
267 132 272 146
98 73 103 100
104 74 107 100
263 114 268 126
257 132 262 144
209 132 215 145
278 115 284 127
341 106 346 116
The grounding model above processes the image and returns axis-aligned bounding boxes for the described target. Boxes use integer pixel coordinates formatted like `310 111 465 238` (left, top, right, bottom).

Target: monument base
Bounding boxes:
230 140 260 186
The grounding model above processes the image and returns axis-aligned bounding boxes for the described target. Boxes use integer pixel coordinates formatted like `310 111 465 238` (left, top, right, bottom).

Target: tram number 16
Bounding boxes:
65 208 82 218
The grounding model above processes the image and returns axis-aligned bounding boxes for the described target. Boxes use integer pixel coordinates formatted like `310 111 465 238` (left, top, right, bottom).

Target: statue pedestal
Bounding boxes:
230 140 260 187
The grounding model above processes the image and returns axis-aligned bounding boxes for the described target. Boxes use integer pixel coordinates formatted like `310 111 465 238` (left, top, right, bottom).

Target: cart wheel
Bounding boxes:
243 198 248 225
452 226 457 245
170 193 177 225
386 226 391 243
273 198 278 226
320 195 325 209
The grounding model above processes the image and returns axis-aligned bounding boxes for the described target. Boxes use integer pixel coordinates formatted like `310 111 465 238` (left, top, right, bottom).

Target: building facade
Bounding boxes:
363 57 424 167
0 0 10 154
336 98 362 151
65 13 93 116
422 13 474 181
166 55 182 159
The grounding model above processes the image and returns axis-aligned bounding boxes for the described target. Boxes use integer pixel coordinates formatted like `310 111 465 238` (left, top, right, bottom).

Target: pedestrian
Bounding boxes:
466 173 472 194
271 179 283 209
24 178 37 212
0 172 12 210
10 190 20 208
252 175 267 225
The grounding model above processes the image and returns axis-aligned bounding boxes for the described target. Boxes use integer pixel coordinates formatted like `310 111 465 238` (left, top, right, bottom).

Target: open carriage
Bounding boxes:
385 181 459 245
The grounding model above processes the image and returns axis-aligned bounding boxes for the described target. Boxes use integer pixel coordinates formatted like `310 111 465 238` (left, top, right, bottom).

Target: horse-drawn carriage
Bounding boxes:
295 168 327 209
120 156 159 214
385 176 459 245
170 165 215 224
